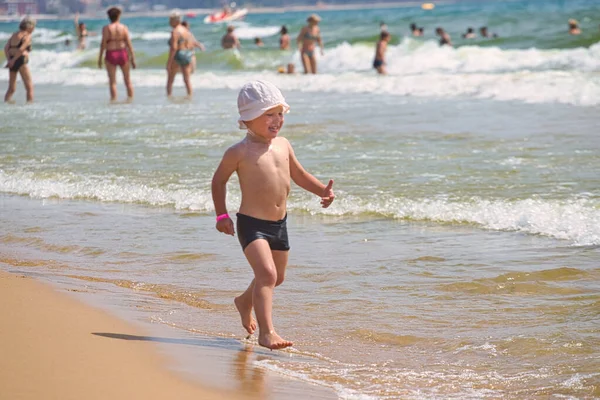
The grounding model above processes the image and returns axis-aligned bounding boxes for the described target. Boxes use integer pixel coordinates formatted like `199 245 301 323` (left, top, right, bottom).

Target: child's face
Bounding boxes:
245 105 285 140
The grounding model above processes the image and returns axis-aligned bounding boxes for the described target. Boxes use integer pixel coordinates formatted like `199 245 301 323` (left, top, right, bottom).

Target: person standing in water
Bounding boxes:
221 25 241 49
4 16 35 103
181 20 205 73
98 7 136 102
279 25 290 50
211 80 335 350
74 13 92 50
373 30 391 75
436 27 452 47
297 14 324 74
166 10 195 98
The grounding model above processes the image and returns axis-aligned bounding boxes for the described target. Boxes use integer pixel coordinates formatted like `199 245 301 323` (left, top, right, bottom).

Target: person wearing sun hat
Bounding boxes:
297 14 324 74
211 80 335 351
237 80 290 129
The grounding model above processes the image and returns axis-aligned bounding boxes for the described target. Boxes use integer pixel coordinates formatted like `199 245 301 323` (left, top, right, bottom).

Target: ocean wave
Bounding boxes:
234 25 282 40
3 38 597 106
17 38 600 73
2 63 598 106
1 171 598 246
318 38 600 74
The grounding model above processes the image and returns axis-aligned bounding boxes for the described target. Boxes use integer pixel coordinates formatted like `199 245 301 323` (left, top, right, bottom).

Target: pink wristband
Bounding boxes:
216 213 230 222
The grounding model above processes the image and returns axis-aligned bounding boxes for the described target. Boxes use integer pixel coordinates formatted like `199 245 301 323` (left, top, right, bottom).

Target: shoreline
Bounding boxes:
0 269 249 400
0 1 448 22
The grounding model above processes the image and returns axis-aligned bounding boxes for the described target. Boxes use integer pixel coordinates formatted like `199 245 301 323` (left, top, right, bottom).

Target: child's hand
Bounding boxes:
320 179 335 208
216 217 235 236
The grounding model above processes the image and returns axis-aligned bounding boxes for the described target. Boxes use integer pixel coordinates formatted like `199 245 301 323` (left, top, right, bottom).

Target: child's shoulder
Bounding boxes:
223 139 246 157
274 136 292 148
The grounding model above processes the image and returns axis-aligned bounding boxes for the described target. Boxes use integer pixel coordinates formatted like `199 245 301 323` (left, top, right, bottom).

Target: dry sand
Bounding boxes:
0 269 248 400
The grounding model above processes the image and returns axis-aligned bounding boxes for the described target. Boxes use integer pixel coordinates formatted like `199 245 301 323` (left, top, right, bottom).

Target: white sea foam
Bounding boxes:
3 39 598 106
234 25 281 40
317 38 600 74
130 31 172 41
28 49 92 70
0 27 72 44
254 359 379 400
1 171 598 246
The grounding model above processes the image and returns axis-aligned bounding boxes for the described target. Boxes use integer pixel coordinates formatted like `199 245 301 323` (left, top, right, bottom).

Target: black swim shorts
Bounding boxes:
236 213 290 251
8 55 27 72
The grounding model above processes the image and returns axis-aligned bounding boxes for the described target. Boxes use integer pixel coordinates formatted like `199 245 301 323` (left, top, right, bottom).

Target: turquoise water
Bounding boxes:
1 1 600 399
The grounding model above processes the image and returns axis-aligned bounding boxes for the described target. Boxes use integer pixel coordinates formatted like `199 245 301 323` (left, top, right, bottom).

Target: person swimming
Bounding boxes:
479 26 498 38
462 27 476 39
410 23 422 37
568 19 581 35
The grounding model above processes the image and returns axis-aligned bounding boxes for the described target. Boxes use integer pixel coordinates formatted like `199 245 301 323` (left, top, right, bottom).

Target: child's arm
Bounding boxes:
287 140 335 208
211 146 240 235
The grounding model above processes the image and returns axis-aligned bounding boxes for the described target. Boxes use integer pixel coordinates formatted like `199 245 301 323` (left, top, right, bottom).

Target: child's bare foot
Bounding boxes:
234 296 256 335
258 331 293 350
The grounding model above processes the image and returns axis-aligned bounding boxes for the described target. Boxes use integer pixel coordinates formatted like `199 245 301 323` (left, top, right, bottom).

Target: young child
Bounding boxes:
373 30 391 75
211 80 335 350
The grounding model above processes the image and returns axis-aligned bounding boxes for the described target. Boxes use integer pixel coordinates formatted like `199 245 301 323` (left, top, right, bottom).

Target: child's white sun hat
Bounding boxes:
237 80 290 129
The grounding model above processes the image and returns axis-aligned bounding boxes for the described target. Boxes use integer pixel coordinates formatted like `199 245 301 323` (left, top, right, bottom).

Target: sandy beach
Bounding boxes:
1 0 599 396
0 269 248 400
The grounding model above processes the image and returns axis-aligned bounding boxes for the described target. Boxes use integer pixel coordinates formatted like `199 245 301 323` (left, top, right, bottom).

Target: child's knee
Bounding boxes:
256 268 277 287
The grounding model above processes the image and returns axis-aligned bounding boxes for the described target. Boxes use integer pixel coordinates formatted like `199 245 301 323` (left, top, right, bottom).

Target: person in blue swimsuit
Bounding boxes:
4 16 35 103
166 10 194 98
297 14 324 74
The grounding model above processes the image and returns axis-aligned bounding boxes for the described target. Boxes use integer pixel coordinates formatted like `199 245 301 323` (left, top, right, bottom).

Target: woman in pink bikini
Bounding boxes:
98 7 136 102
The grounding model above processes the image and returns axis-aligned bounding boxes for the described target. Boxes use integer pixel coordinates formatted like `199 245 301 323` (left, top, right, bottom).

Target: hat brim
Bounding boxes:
238 102 290 129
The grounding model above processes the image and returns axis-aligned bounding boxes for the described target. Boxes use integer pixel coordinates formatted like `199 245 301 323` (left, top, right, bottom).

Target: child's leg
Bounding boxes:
243 239 293 350
234 250 288 335
234 278 256 335
272 250 288 287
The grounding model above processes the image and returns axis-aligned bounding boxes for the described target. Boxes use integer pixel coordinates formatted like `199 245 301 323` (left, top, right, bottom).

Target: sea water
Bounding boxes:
1 1 599 398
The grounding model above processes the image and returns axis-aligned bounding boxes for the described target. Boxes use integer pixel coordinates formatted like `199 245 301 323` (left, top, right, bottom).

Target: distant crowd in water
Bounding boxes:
2 9 595 102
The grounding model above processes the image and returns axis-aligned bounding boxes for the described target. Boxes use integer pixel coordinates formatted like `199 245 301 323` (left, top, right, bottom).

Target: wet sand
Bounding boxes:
0 269 248 400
